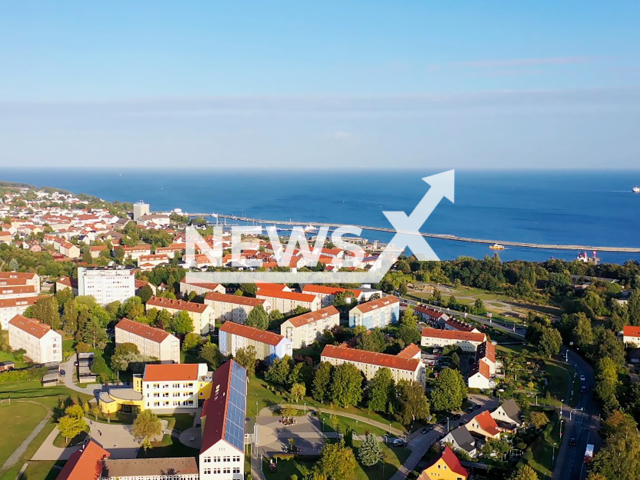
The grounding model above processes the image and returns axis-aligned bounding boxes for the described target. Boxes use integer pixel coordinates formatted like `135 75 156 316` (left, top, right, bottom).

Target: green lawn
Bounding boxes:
527 415 564 480
544 360 577 407
318 412 388 437
0 381 93 408
0 351 29 369
263 441 410 480
21 461 64 480
247 377 407 432
136 434 199 459
160 413 195 432
0 401 48 467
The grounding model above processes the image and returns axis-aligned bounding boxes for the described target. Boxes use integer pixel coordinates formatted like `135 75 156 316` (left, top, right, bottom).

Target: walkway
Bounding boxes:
0 401 52 473
60 358 103 397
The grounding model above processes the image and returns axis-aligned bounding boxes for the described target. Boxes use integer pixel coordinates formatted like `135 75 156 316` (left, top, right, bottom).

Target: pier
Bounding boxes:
185 213 640 254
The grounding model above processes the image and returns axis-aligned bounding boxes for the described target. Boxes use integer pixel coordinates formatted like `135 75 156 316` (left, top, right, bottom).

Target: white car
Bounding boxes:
580 375 586 382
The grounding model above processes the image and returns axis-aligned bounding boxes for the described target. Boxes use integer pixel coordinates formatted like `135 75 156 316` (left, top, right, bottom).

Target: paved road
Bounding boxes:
60 357 102 397
390 394 500 480
553 347 601 480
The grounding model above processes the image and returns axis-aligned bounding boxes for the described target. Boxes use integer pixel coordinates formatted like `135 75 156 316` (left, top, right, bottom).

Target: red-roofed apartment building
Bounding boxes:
256 287 320 315
301 284 363 308
199 359 247 480
467 410 502 439
147 296 214 335
623 326 640 347
280 305 340 349
56 439 110 480
8 315 62 363
204 292 269 325
421 327 486 352
180 277 225 296
218 321 292 363
348 295 400 330
115 318 180 364
321 344 426 387
0 296 41 329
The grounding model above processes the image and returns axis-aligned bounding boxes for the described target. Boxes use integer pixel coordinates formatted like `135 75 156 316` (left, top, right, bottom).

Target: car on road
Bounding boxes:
59 369 66 376
392 439 407 447
569 437 577 447
473 404 482 410
438 417 448 425
581 385 588 394
452 414 462 420
421 427 431 434
465 406 475 413
580 375 586 382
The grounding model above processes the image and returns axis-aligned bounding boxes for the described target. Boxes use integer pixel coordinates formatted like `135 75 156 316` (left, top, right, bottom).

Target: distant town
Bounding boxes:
1 182 639 480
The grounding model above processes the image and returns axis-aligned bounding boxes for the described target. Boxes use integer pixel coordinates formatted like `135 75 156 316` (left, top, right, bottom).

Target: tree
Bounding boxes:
317 441 358 480
182 333 202 352
590 412 640 480
111 343 142 372
246 304 269 330
290 383 306 402
199 342 224 369
510 464 539 480
132 409 162 451
330 363 364 407
396 380 430 425
268 309 283 325
358 434 383 467
57 404 87 443
628 289 640 325
171 310 194 335
27 296 60 329
572 313 594 349
82 316 108 349
356 328 386 353
528 411 550 430
431 367 467 412
595 357 620 413
120 296 145 319
474 298 487 315
235 346 257 378
398 308 421 346
137 285 154 304
312 362 333 403
265 356 292 386
537 327 562 357
367 367 395 413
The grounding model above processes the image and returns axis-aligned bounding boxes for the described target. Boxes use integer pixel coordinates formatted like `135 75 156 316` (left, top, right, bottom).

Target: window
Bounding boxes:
233 467 241 473
203 456 211 463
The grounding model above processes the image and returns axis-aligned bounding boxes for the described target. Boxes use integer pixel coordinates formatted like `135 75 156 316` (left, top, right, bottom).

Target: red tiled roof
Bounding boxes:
138 254 169 262
143 363 200 382
219 321 286 346
8 315 52 339
415 305 447 319
287 306 340 328
147 296 208 314
469 360 491 380
0 285 37 295
115 318 172 343
354 295 399 313
477 341 496 363
445 318 476 332
0 272 37 281
56 439 110 480
473 410 501 436
257 288 317 303
624 326 640 337
205 292 265 307
0 296 41 309
421 327 486 343
200 360 245 453
122 244 151 252
440 445 469 477
397 343 421 359
301 284 362 298
321 344 421 372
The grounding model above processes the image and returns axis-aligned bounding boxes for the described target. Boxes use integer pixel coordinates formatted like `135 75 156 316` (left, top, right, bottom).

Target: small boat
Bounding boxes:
489 244 505 250
304 224 318 233
633 186 640 194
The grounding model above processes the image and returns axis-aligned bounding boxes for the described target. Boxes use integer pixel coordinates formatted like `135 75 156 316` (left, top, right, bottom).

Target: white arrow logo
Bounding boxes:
379 170 455 263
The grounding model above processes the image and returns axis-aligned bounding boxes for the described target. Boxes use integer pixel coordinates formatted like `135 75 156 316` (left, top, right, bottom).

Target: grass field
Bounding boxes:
0 351 29 369
527 414 564 480
136 434 199 459
0 401 48 467
318 412 388 437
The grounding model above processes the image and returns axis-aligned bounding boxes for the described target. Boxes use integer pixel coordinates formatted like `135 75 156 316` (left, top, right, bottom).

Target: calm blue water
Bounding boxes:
2 169 640 264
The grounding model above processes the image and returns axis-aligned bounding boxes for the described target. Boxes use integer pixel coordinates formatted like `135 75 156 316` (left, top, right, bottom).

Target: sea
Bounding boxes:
2 168 640 265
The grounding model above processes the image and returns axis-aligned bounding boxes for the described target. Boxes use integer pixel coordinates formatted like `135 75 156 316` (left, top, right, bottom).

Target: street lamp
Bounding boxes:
552 443 557 463
356 420 359 437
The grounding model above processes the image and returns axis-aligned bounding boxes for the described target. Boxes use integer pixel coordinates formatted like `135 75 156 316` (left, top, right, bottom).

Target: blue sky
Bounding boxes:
1 1 639 169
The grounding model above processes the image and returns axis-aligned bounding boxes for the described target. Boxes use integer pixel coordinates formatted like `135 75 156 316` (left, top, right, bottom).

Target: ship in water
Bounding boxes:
489 243 505 250
633 186 640 194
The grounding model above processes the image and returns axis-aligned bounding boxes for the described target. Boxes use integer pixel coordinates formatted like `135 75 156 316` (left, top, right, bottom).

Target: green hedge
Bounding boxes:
0 366 47 384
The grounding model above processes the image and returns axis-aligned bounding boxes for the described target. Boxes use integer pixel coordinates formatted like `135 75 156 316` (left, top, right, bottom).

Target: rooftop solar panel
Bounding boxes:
224 362 247 451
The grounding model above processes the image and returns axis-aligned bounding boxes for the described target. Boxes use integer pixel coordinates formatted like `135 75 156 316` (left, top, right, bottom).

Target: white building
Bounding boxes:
300 285 363 307
0 296 40 329
280 305 340 349
8 314 62 363
133 201 150 221
623 325 640 347
256 287 320 315
348 295 400 329
218 321 292 363
77 267 136 305
199 360 247 480
204 292 269 325
421 327 486 352
142 363 211 412
181 278 225 297
115 318 180 364
467 361 494 389
321 344 426 387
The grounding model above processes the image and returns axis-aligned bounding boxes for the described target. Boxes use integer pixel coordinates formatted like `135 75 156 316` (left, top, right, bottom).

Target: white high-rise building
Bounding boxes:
77 267 136 305
133 201 150 221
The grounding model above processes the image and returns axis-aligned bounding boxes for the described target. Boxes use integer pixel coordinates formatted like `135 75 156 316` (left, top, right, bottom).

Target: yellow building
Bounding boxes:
418 446 468 480
99 363 213 415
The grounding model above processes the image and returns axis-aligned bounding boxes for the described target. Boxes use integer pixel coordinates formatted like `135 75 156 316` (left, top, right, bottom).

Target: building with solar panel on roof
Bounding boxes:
199 359 247 480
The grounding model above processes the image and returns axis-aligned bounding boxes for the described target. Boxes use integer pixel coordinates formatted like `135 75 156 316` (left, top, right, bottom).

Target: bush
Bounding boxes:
0 366 47 384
